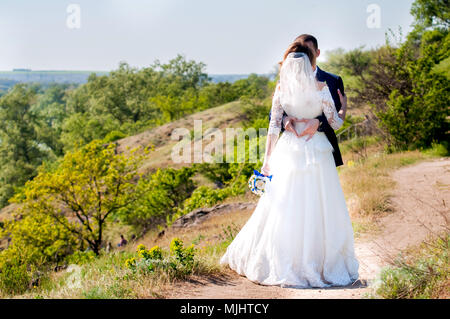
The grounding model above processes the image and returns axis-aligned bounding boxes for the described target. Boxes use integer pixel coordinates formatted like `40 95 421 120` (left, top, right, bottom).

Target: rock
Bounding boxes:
171 202 257 228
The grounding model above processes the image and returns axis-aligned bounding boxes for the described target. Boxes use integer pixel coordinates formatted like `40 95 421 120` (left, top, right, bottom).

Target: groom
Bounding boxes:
270 34 347 167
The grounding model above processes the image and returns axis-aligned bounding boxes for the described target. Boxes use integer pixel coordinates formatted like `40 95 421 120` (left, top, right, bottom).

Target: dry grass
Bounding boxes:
338 138 435 237
137 208 253 254
6 207 254 299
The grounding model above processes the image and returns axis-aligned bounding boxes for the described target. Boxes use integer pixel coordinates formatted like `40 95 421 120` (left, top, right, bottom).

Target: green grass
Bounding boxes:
370 234 449 299
421 142 449 157
11 237 227 299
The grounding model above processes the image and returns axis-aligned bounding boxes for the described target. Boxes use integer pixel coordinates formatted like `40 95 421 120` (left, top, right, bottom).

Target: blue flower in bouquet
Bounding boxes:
248 169 272 196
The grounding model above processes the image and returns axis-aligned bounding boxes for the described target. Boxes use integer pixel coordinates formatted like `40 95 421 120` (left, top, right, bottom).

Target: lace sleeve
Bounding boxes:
268 83 283 136
321 87 343 130
261 83 283 176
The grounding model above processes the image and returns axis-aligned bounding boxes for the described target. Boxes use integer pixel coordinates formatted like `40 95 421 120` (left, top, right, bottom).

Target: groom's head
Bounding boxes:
294 34 320 67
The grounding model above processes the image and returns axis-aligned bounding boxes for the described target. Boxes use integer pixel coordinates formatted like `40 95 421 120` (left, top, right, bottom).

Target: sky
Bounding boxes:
0 0 416 74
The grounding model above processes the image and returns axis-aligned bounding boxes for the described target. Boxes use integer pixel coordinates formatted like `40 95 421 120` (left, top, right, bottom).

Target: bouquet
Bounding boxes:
248 169 272 196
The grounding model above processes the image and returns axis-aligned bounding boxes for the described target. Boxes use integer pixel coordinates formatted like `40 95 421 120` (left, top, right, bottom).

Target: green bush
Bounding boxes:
422 142 449 157
170 238 195 268
9 215 77 260
125 239 197 279
375 29 449 150
373 235 449 299
0 210 80 296
0 253 31 295
65 250 97 265
181 186 231 213
116 167 196 233
102 130 126 143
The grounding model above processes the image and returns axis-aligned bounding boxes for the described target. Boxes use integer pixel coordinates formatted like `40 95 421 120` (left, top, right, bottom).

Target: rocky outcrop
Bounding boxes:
171 202 256 228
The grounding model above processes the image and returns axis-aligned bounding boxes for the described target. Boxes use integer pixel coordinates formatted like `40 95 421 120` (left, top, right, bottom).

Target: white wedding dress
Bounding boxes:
220 52 359 288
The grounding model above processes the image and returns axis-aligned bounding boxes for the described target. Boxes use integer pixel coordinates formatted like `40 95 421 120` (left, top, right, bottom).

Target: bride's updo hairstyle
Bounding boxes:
279 41 314 68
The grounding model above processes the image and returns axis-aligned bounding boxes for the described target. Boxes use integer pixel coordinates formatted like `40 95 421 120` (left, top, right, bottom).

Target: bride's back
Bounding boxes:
278 52 323 123
281 89 323 119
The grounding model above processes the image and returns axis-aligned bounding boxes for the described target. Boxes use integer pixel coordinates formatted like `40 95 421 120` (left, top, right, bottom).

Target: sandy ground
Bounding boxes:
167 158 450 299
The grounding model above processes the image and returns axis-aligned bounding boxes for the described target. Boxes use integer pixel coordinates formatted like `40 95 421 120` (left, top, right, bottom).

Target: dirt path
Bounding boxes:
168 158 450 299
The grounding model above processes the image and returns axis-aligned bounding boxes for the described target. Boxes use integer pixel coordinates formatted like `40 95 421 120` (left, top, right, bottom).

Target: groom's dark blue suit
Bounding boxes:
269 66 344 167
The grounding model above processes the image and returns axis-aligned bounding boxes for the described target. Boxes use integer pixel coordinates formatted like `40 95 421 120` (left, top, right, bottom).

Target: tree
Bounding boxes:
411 0 450 29
33 83 72 157
116 167 196 234
376 29 450 149
10 140 150 255
60 56 211 151
60 112 121 153
152 54 209 92
0 85 48 208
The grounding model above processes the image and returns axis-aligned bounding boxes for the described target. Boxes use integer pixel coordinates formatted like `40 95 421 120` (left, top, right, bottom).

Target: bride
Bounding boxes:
219 43 359 288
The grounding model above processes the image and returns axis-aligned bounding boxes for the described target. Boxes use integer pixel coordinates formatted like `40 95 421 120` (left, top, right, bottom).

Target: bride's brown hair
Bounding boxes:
278 41 314 68
272 41 315 97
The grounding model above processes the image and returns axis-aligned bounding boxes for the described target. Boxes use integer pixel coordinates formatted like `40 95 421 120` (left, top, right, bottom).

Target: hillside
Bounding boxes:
115 101 248 174
0 100 248 222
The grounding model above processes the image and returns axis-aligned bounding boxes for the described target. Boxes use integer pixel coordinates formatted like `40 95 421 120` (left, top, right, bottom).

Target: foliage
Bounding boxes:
320 46 373 104
180 186 232 215
373 235 449 299
0 56 271 212
321 26 449 150
149 88 209 122
0 251 32 295
170 238 195 268
421 141 449 157
228 74 271 100
9 139 149 255
102 130 127 143
116 167 196 234
61 55 257 151
32 83 72 157
1 212 79 263
169 161 255 225
0 85 49 208
125 239 196 278
375 29 450 150
411 0 449 29
65 250 97 265
193 162 233 187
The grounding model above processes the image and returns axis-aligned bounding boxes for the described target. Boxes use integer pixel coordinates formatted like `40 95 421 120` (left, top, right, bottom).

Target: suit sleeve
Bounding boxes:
336 76 345 112
337 76 345 95
315 113 328 132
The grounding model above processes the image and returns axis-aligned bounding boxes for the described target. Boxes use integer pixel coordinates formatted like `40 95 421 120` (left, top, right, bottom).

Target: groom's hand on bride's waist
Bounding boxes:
294 118 320 141
283 116 319 140
283 115 302 137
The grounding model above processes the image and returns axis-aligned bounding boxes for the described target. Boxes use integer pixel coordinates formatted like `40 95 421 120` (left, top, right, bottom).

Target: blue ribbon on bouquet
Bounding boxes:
253 169 273 181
